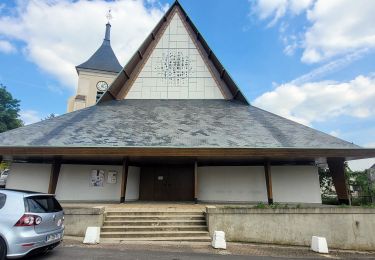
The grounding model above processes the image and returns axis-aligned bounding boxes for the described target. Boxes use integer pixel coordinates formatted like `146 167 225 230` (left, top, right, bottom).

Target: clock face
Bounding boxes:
96 81 108 91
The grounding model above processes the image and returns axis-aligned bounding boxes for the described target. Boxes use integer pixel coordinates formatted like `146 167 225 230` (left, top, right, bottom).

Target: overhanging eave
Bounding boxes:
1 147 374 161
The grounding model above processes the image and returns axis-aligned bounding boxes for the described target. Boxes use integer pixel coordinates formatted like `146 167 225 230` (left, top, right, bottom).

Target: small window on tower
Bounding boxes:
96 91 105 102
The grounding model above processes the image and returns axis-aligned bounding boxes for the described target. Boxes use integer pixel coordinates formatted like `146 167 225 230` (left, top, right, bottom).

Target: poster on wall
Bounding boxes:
90 170 105 187
107 170 117 184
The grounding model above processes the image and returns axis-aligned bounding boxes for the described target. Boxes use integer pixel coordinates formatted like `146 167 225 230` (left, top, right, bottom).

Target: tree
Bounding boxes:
0 84 23 133
43 113 56 120
320 162 375 205
319 166 335 197
347 168 375 205
319 162 351 204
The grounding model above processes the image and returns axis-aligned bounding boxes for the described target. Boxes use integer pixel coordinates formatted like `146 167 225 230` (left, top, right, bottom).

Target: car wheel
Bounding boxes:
0 237 7 260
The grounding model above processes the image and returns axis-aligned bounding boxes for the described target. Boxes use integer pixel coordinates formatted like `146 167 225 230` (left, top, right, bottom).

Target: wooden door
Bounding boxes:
139 165 194 201
139 167 154 200
153 167 169 201
168 167 194 201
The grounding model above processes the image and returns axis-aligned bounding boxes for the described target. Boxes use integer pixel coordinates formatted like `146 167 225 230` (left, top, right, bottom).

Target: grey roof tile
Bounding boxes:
0 100 360 149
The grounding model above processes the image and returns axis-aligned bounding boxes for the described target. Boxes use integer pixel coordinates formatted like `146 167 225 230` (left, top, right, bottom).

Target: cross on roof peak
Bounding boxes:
106 9 112 24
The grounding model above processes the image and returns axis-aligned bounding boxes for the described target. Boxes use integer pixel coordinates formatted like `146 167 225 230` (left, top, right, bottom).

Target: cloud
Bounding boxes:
252 0 375 63
348 158 375 171
365 142 375 148
0 0 166 91
329 130 340 138
302 0 375 63
20 110 43 125
348 142 375 171
252 74 375 126
0 40 16 54
290 49 369 85
251 0 314 27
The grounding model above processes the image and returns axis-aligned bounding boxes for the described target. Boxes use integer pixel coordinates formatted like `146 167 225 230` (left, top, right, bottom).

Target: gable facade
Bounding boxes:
126 10 224 99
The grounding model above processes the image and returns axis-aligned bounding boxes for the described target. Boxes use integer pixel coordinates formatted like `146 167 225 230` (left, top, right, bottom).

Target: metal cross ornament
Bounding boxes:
106 9 112 23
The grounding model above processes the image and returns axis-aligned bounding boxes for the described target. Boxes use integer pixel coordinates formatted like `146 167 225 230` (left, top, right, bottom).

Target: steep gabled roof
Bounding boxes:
1 100 375 160
76 23 122 74
98 1 249 104
0 99 362 149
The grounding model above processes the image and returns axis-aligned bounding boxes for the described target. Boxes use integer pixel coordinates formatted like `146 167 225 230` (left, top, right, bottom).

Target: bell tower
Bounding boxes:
67 15 122 112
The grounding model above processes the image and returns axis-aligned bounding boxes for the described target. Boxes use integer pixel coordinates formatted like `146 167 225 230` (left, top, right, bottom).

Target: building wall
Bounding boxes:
6 163 51 193
197 166 268 202
5 163 320 203
67 69 118 112
55 164 140 202
197 165 321 203
272 166 321 203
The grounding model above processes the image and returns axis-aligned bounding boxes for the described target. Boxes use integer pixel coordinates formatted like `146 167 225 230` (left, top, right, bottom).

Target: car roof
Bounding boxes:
0 189 51 196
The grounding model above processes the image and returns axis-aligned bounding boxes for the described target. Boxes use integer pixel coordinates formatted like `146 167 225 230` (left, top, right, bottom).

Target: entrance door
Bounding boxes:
153 167 169 201
139 165 194 201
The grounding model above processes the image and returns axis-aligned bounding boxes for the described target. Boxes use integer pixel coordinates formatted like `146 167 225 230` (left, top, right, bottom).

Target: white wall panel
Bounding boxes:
197 166 268 202
6 163 51 193
125 166 140 201
272 166 321 203
55 164 123 202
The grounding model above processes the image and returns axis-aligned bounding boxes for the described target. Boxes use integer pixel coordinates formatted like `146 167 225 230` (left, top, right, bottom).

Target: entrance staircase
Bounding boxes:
100 208 211 243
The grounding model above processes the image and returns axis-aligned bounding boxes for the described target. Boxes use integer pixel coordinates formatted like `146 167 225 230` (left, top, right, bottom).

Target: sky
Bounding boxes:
0 0 374 170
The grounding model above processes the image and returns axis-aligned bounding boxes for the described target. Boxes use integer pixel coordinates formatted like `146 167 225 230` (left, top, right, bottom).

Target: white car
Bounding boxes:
0 171 8 188
0 189 64 259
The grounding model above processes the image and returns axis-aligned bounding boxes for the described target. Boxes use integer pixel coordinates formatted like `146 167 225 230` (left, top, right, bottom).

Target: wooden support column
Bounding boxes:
264 160 273 204
120 158 129 203
48 158 61 194
327 158 350 205
194 161 198 204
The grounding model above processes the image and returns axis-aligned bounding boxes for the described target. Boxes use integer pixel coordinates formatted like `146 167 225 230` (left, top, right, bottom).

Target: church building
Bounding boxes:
1 1 374 204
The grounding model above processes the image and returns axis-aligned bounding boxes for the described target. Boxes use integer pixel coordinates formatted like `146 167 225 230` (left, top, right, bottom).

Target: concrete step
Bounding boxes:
103 220 206 226
101 225 207 232
101 236 212 243
105 211 204 216
100 231 210 238
105 215 205 221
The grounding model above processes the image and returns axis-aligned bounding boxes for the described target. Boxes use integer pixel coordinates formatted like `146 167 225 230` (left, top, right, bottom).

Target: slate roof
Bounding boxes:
76 23 122 74
0 100 360 149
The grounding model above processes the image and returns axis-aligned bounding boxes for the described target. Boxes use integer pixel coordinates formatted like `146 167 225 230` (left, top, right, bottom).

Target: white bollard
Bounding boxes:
212 231 226 249
311 236 329 254
83 227 101 244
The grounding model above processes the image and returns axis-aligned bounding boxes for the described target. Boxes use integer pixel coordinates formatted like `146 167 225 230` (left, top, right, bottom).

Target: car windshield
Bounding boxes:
25 195 63 213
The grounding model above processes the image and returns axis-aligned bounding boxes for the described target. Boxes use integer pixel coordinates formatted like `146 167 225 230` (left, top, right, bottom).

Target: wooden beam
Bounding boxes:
1 147 375 159
194 161 198 203
48 158 61 194
120 158 129 203
327 158 350 205
264 160 273 204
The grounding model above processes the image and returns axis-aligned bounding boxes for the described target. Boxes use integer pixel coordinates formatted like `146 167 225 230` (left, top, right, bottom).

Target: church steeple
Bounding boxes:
76 21 122 74
68 15 123 113
104 23 111 44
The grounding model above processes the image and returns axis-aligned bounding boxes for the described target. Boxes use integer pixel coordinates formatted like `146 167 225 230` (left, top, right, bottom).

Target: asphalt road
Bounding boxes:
25 246 309 260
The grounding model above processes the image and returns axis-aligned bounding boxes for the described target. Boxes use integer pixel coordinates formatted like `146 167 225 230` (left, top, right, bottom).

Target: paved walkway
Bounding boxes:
43 238 375 260
25 246 299 260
